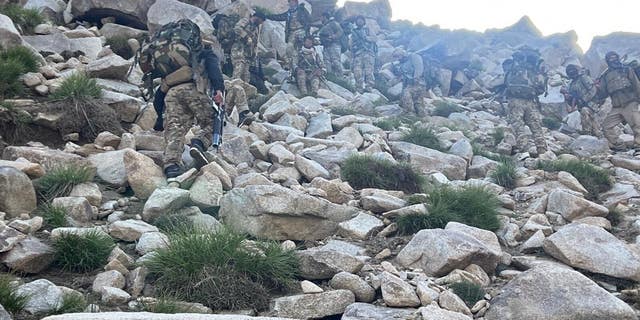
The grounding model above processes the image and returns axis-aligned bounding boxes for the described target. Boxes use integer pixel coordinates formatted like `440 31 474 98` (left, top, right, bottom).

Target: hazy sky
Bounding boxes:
336 0 640 50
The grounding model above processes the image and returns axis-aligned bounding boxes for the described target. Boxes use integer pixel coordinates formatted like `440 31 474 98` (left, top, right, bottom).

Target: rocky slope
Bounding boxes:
1 0 640 320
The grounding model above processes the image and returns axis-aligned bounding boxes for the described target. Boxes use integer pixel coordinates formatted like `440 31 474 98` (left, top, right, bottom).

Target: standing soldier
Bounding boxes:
231 12 265 83
296 36 325 97
392 48 427 116
350 16 376 93
562 64 603 137
502 46 548 156
266 0 311 71
597 51 640 150
318 11 344 78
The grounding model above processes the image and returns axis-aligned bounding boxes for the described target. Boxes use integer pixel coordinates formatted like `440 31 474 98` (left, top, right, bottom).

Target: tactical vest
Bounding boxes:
505 64 544 99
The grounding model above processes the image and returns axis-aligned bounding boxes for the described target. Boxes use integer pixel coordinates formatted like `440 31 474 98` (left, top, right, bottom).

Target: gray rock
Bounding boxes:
420 303 472 320
0 303 10 320
273 290 355 319
547 189 608 221
543 223 640 281
611 155 640 171
23 33 102 60
189 171 223 209
444 222 502 257
397 229 501 276
126 266 147 298
263 100 298 123
17 279 63 314
109 219 158 242
333 127 364 149
297 248 364 280
306 112 333 139
96 79 141 98
557 171 588 194
92 270 125 293
88 149 128 186
0 166 37 218
66 0 154 26
0 224 27 252
124 149 166 199
100 23 147 40
200 162 233 190
100 287 130 305
1 236 54 273
449 139 473 163
142 188 190 222
268 144 295 165
319 240 367 256
86 54 132 80
51 197 93 226
274 113 307 132
3 145 93 172
135 231 169 255
601 183 640 208
147 0 214 35
102 91 144 123
295 155 330 181
260 123 304 141
568 135 610 157
41 314 293 320
233 172 274 187
0 14 23 49
484 265 637 320
520 230 546 253
219 185 358 240
380 271 420 307
220 136 255 165
360 191 406 213
342 302 417 320
438 290 471 315
329 272 376 302
132 132 164 151
338 212 384 240
0 159 45 179
69 182 102 206
391 141 467 180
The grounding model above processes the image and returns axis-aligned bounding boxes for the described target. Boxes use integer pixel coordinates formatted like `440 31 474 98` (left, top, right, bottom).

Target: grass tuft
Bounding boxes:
490 159 517 189
153 214 193 233
341 154 425 193
105 36 134 59
39 204 67 229
401 126 443 151
53 230 115 273
397 185 500 234
432 100 463 117
374 117 402 131
49 292 87 315
145 226 298 311
607 209 623 227
51 72 102 100
34 166 93 202
542 117 561 130
0 45 40 98
0 274 29 315
0 4 44 34
142 297 193 314
450 281 485 307
326 73 356 93
490 127 505 146
330 106 357 116
537 159 612 199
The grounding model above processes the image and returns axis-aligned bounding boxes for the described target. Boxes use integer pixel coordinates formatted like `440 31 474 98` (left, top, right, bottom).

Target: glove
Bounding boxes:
213 90 223 105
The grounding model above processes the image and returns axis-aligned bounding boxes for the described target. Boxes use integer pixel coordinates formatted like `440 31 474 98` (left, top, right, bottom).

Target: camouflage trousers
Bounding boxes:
225 81 249 115
603 101 640 148
163 83 214 167
286 29 307 71
296 68 321 96
352 51 375 92
579 106 603 138
400 83 427 116
323 42 343 77
231 44 251 83
507 98 547 154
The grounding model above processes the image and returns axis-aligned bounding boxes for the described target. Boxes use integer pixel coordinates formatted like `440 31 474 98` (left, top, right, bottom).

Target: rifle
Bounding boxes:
212 92 226 151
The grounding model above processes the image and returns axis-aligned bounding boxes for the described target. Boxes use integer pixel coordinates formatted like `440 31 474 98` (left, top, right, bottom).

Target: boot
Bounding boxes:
189 138 209 170
239 110 254 126
164 164 183 178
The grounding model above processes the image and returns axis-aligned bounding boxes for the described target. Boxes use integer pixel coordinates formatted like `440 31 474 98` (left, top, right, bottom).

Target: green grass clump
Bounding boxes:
401 126 443 151
0 45 40 98
53 230 115 273
330 106 357 116
341 154 425 193
490 159 517 189
432 100 463 117
607 209 623 227
374 117 402 131
397 185 501 234
49 292 87 315
450 281 485 307
490 127 505 146
34 166 93 202
143 297 192 314
537 159 612 199
542 117 561 130
106 36 134 59
39 204 67 229
0 274 29 315
153 214 193 233
406 194 428 205
326 73 356 93
145 226 298 311
50 72 102 100
0 4 44 34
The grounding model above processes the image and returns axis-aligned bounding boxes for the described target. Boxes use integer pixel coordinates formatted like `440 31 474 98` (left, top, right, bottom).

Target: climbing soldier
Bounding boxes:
296 36 325 97
231 12 265 83
266 0 311 71
350 15 376 93
318 11 345 78
562 64 603 138
393 48 427 116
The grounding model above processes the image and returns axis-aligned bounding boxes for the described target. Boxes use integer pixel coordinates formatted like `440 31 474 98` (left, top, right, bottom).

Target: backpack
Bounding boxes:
504 47 545 99
212 14 241 50
139 19 203 80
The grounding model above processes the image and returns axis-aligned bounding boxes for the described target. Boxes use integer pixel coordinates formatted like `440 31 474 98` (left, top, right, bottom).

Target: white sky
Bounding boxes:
337 0 640 51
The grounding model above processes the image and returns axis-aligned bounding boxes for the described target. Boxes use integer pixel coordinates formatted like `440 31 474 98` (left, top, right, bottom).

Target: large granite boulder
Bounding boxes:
147 0 214 35
390 141 467 180
0 166 37 218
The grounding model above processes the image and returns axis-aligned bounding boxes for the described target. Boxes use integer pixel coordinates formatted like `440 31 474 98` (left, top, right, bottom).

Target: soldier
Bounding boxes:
562 64 603 138
231 12 265 83
597 51 640 150
266 0 311 71
296 36 325 97
224 79 254 126
502 46 548 156
350 15 376 93
392 48 427 116
318 11 344 78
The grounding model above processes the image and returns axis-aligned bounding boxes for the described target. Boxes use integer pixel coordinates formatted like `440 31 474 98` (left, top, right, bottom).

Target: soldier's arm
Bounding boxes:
411 54 424 81
629 68 640 98
334 22 344 39
233 18 250 39
365 27 377 42
201 48 225 94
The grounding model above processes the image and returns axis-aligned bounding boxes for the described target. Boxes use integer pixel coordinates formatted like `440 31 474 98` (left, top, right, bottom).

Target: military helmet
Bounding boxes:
565 64 580 79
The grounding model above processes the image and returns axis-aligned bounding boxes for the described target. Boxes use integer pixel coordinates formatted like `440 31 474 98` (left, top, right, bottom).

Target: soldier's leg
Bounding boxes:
181 83 214 148
580 108 603 138
363 53 375 90
328 43 343 77
352 56 364 92
603 107 626 148
163 86 192 167
523 101 547 153
507 99 529 153
400 87 414 113
310 74 321 96
413 84 427 116
231 46 247 82
229 84 249 114
620 101 640 146
323 46 333 75
296 68 308 95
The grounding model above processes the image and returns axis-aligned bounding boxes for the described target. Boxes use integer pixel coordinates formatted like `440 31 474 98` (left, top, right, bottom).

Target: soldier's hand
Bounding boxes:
213 90 223 105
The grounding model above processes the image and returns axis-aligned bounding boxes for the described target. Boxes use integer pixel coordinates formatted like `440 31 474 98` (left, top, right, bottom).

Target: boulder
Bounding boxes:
338 212 384 240
449 139 473 163
102 91 144 123
41 314 299 320
397 229 501 276
543 223 640 281
295 155 330 181
135 231 169 255
444 222 502 256
86 54 132 80
51 197 93 226
380 271 421 307
147 0 214 35
438 290 471 316
484 265 637 320
66 0 155 28
268 144 295 165
342 302 417 320
124 149 166 199
219 136 254 165
109 220 158 242
360 191 406 213
100 23 147 40
0 14 23 49
23 33 102 60
1 236 54 273
88 149 128 186
0 225 27 252
92 270 125 293
0 159 45 178
309 177 354 204
546 189 608 221
142 188 191 222
420 304 472 320
0 166 37 218
391 141 467 180
101 286 130 305
306 112 334 139
3 145 93 172
263 100 298 123
16 279 63 314
568 135 610 157
189 171 223 209
297 248 364 280
69 182 102 206
219 185 358 240
272 290 355 319
329 272 376 302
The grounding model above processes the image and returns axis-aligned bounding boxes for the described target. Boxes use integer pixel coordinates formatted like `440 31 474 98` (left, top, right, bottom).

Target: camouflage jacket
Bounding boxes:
266 5 311 42
397 53 424 84
567 73 598 108
318 19 343 46
297 46 324 72
233 17 259 55
598 66 640 108
350 25 376 55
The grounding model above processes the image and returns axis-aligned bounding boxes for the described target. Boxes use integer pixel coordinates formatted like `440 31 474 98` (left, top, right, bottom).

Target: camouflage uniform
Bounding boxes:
296 46 325 96
566 72 603 137
231 17 260 83
598 66 640 148
397 52 427 115
318 17 344 77
163 82 214 167
350 24 376 92
224 79 249 115
266 4 311 70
